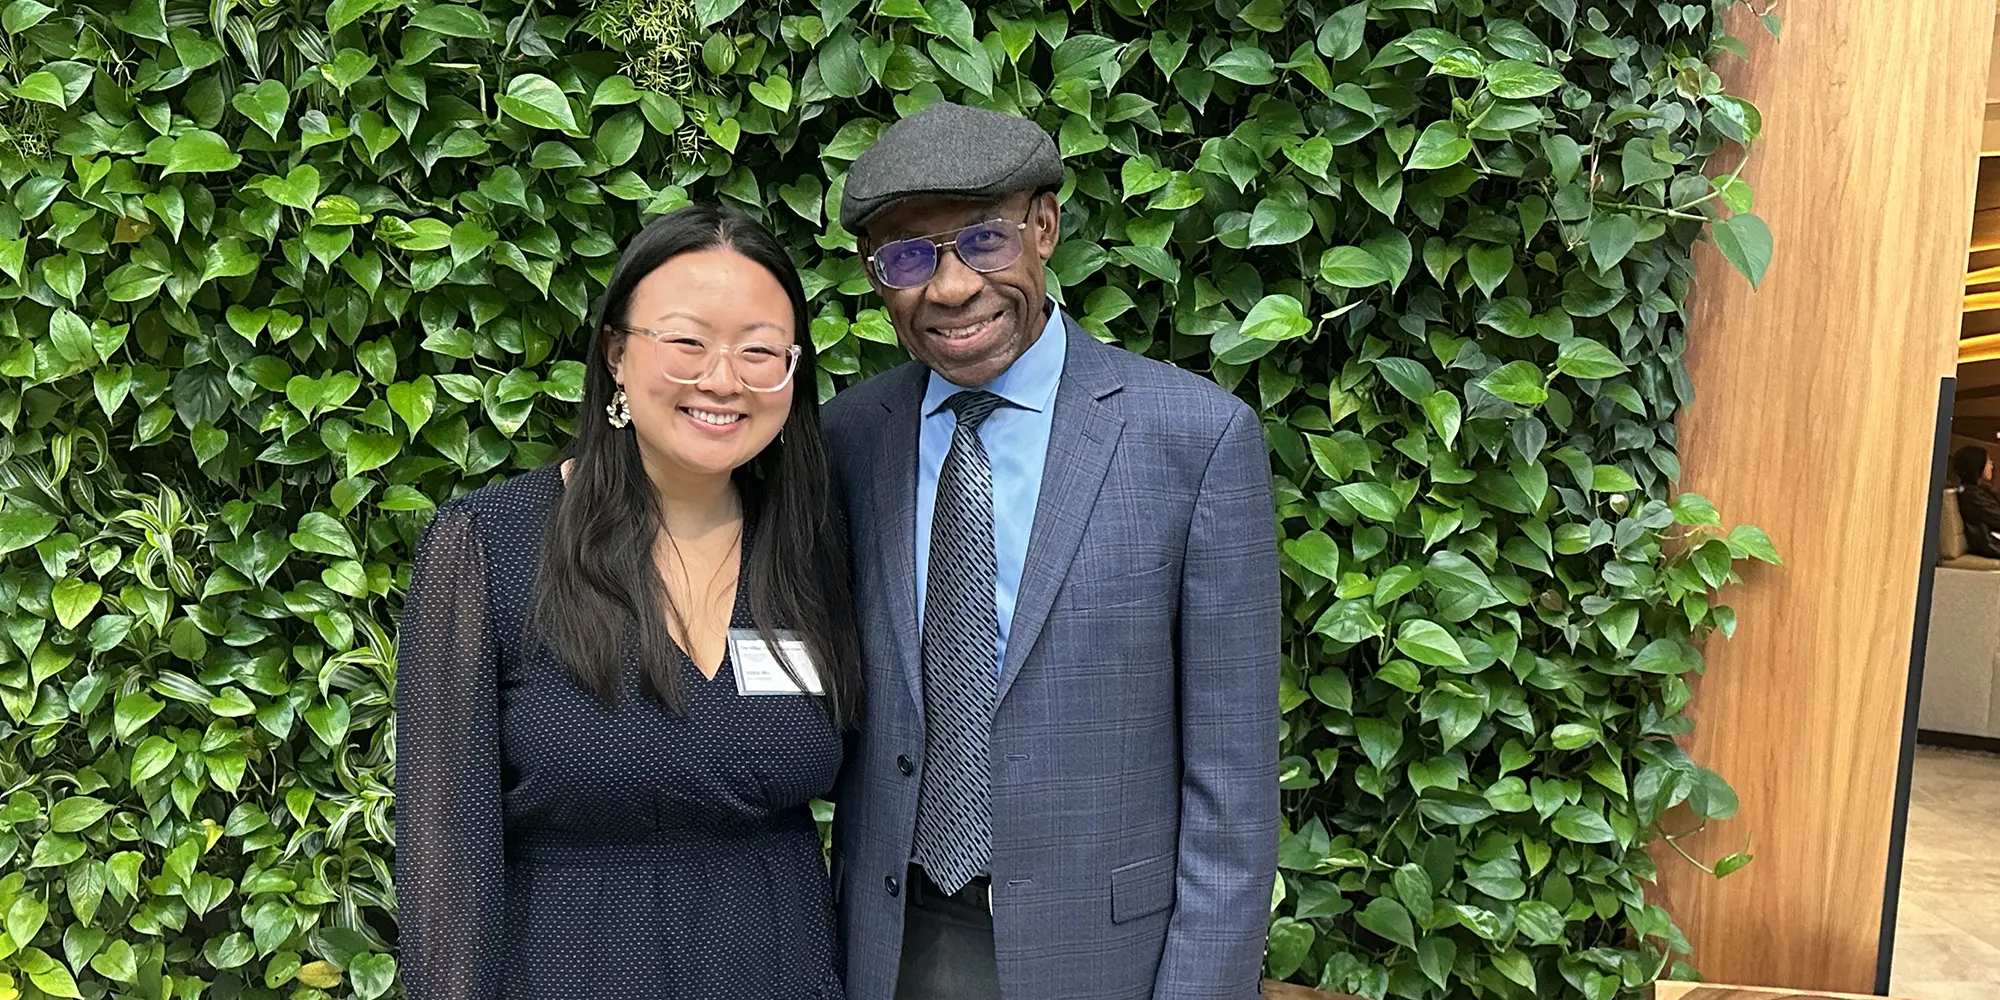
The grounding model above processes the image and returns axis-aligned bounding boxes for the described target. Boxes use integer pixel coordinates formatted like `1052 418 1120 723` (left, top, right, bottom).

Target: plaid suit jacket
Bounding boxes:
824 314 1280 1000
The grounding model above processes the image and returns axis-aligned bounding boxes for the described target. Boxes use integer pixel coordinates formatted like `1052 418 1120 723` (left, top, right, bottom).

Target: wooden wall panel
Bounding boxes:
1654 984 1921 1000
1988 9 2000 101
1658 0 1993 993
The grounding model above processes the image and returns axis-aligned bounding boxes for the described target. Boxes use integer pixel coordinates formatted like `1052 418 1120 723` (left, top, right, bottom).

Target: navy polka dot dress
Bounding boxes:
393 465 845 999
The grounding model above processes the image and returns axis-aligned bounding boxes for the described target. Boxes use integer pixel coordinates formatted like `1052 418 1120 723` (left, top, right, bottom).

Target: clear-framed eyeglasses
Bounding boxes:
865 215 1031 290
611 326 804 392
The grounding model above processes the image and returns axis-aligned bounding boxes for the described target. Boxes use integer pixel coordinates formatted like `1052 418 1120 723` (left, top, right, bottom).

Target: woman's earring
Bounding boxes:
606 386 632 429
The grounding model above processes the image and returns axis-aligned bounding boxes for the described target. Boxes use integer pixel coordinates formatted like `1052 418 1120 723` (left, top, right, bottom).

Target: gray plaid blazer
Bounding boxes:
823 314 1280 1000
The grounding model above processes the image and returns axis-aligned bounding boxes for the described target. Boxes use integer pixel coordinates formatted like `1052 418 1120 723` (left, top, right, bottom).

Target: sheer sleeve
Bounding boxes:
394 501 505 999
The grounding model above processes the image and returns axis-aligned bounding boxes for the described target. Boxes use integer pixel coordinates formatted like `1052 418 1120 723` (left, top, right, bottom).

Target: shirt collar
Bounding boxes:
922 300 1067 417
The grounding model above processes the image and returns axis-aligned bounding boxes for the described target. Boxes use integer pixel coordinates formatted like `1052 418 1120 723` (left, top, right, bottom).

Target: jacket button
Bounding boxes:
885 875 900 897
897 754 914 776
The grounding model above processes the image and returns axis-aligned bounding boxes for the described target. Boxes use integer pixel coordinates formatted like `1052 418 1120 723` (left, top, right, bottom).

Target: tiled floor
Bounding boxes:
1889 745 2000 1000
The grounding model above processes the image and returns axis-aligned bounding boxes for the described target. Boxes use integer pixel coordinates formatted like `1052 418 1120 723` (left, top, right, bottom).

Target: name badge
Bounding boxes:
728 629 823 696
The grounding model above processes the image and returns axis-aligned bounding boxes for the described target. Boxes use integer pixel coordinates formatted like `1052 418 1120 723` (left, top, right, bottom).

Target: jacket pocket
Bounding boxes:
1057 559 1176 611
1110 854 1176 924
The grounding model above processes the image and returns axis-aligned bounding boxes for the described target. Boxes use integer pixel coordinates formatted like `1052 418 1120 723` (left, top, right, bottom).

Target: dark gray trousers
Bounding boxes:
894 866 1001 1000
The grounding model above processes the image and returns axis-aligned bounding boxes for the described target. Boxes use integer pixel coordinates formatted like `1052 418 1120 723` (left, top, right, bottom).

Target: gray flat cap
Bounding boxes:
838 102 1063 233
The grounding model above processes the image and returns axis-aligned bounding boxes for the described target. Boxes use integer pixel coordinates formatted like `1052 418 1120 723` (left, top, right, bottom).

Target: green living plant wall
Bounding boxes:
0 0 1782 997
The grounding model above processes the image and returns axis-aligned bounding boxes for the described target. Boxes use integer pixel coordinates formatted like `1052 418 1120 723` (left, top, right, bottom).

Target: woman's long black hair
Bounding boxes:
529 204 861 728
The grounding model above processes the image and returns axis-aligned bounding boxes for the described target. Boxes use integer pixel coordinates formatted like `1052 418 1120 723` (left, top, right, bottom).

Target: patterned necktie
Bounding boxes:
912 389 1007 894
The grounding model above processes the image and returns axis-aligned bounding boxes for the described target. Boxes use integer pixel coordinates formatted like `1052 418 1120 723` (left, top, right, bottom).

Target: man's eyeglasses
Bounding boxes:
610 327 803 392
866 216 1030 290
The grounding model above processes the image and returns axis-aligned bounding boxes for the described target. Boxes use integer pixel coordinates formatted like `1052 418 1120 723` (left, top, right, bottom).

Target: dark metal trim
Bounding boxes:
1877 375 1955 994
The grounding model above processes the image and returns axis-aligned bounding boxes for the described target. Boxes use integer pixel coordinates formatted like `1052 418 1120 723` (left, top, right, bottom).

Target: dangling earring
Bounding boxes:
606 386 631 428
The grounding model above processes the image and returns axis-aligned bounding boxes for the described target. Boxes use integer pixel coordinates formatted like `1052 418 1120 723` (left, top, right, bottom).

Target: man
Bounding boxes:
823 102 1280 1000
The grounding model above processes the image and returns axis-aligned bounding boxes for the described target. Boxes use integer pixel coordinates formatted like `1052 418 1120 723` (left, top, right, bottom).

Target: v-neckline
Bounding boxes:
549 461 751 685
672 517 748 684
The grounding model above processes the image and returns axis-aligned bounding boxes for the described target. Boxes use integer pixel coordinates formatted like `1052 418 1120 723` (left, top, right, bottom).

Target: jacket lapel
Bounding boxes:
997 317 1125 707
866 363 929 719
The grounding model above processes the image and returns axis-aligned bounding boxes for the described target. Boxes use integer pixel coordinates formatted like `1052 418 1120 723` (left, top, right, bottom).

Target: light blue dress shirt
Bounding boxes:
915 303 1067 672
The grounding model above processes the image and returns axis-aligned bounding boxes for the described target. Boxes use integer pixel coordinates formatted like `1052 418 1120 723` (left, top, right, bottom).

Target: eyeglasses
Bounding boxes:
866 216 1030 290
611 327 803 392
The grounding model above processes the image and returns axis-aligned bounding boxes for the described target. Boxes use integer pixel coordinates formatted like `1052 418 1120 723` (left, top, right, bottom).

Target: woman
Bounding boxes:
394 204 861 999
1954 445 2000 559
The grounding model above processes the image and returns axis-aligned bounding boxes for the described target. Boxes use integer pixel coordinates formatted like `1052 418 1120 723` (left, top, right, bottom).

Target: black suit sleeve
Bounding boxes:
1964 485 2000 557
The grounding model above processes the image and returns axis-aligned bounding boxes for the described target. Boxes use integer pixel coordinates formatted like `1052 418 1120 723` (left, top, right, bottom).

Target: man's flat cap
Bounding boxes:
838 102 1063 233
